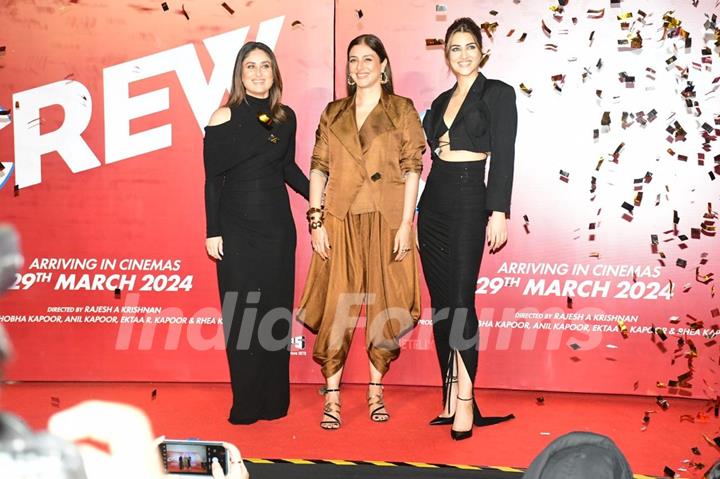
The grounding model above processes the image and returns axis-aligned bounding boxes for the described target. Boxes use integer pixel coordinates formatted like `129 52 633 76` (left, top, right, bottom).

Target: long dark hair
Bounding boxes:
346 34 394 96
444 17 484 64
226 42 287 122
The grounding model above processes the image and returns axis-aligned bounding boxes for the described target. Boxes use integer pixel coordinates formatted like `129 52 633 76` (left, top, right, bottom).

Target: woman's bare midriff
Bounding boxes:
437 132 488 162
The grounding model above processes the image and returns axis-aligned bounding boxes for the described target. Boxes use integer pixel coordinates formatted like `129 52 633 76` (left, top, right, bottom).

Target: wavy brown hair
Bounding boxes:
346 34 394 97
226 42 287 122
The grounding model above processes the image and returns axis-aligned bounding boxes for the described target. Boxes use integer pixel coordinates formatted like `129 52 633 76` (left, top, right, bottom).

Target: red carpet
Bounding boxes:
2 382 718 477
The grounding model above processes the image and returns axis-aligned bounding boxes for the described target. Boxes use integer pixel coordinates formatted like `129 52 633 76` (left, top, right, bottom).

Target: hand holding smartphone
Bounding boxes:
159 439 228 476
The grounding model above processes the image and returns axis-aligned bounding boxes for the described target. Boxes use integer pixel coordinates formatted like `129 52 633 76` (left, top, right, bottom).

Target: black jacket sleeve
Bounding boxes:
281 109 310 200
485 82 517 214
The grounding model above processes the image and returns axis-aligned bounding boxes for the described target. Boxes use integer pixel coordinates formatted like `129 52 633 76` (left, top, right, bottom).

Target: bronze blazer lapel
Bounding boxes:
328 96 363 164
359 92 398 154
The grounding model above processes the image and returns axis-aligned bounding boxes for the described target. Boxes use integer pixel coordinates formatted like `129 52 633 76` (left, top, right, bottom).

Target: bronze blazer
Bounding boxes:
310 91 426 229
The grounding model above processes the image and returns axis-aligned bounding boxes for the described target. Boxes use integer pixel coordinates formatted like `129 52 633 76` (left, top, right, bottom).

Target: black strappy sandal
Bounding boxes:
320 387 341 430
368 382 390 422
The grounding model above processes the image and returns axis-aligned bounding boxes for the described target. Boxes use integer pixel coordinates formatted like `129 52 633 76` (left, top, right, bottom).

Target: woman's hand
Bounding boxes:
311 225 331 260
206 236 223 260
486 212 508 253
393 222 413 261
211 441 250 479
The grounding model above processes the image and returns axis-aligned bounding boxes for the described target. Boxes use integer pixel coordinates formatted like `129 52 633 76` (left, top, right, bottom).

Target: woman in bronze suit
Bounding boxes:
418 18 517 440
298 34 425 430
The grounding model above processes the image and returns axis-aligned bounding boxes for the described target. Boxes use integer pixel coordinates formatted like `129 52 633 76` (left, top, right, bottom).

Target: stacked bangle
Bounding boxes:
306 207 324 233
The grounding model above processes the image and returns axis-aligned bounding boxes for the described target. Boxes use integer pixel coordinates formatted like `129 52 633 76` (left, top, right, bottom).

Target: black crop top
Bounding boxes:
422 72 518 213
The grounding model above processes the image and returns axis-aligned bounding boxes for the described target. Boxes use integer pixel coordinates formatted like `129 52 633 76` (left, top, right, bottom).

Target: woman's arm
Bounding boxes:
203 107 231 260
394 98 426 261
282 109 310 200
485 84 518 252
393 172 420 261
308 108 331 260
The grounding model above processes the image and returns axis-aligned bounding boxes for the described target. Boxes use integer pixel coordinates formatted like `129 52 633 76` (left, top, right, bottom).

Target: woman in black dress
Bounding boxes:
203 42 309 424
418 18 516 440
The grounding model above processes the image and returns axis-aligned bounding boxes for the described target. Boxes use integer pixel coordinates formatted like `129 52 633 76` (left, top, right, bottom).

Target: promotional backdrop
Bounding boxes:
1 0 719 398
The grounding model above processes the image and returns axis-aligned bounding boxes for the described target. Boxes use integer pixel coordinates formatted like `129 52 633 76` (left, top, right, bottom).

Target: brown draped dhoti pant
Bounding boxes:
297 211 422 378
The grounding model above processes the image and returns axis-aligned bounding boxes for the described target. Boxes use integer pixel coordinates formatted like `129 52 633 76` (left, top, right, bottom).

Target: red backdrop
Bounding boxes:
1 0 718 399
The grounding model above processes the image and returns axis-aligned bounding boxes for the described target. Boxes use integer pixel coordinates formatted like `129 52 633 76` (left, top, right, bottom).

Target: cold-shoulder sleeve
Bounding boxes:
281 108 309 200
203 122 234 237
486 83 517 214
399 98 425 175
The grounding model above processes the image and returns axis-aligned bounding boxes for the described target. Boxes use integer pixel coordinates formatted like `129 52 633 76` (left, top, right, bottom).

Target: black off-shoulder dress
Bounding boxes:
203 95 309 424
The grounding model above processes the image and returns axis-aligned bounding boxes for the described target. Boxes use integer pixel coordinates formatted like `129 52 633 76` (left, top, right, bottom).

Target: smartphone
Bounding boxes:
159 439 228 476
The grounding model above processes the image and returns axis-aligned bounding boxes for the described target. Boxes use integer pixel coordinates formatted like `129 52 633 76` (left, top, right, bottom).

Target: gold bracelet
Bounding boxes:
308 219 324 233
306 207 323 219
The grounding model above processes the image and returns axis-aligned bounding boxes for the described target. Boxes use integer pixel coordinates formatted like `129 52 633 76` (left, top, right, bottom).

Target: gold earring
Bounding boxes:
380 70 388 84
347 75 356 86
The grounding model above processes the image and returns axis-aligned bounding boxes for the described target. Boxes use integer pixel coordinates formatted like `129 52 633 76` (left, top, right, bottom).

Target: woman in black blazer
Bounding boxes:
418 17 517 440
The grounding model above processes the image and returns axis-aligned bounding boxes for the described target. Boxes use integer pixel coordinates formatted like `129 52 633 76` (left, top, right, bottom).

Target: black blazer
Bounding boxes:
423 72 517 213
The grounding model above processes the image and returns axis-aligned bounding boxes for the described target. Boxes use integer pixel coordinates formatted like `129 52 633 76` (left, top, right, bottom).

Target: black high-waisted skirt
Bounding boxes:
417 156 513 426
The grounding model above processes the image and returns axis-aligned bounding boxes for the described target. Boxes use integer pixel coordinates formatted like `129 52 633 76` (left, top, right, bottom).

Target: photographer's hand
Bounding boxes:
48 400 163 479
211 441 249 479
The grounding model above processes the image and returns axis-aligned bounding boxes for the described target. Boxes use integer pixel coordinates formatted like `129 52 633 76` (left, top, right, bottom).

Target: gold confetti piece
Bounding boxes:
221 2 234 14
587 8 605 18
618 319 629 338
51 396 60 407
151 389 158 400
601 111 611 126
356 9 363 19
489 10 498 16
519 83 532 95
291 20 303 28
435 4 448 12
425 38 444 46
541 19 551 36
114 288 121 299
536 396 545 405
479 50 491 68
656 396 670 410
180 3 189 20
161 1 169 11
696 267 714 284
506 29 515 37
481 22 498 38
518 32 527 42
